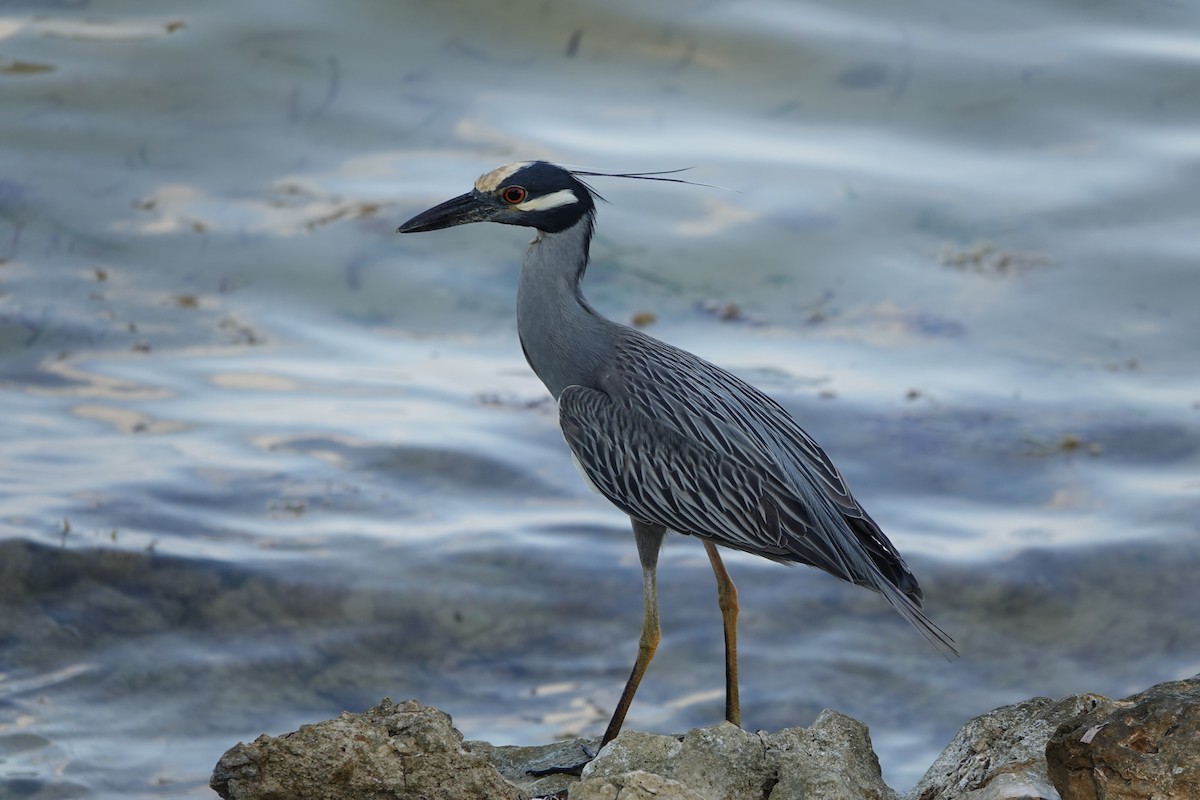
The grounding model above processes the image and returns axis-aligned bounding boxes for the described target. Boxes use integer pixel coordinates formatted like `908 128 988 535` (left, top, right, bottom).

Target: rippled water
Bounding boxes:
2 1 1198 797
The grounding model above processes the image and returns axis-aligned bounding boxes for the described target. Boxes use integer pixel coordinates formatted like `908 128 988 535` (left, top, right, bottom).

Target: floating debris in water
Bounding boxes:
477 393 555 413
940 241 1049 276
630 310 657 328
1024 433 1103 457
696 299 751 323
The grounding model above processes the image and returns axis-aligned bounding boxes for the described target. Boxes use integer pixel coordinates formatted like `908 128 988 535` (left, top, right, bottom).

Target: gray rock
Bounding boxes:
581 728 683 778
1045 674 1200 800
906 694 1117 800
210 697 521 800
669 722 769 799
573 770 706 800
468 736 603 798
957 772 1060 800
766 709 898 800
207 678 1200 800
578 712 894 800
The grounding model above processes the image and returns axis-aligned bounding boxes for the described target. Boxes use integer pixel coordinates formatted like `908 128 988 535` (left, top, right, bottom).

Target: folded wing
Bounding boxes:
558 331 956 657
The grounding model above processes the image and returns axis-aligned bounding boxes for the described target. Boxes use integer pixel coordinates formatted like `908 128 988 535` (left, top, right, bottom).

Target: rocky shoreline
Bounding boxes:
210 675 1198 800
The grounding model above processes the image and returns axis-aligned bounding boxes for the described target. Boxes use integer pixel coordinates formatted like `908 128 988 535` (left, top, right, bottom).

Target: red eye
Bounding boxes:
502 185 527 204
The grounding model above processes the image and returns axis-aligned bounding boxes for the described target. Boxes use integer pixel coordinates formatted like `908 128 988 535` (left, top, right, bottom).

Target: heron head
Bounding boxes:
397 161 597 235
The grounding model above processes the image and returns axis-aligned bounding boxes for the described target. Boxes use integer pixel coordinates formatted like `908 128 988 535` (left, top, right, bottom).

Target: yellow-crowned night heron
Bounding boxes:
397 161 956 768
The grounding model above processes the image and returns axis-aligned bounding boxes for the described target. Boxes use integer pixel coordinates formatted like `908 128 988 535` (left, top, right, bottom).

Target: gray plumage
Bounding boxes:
398 160 956 753
507 169 949 650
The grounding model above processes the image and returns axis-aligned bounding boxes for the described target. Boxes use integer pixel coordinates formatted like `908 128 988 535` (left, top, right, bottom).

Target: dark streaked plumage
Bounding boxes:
561 337 928 605
398 160 955 767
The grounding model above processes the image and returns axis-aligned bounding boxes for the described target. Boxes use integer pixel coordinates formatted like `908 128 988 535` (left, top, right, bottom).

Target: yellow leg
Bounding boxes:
601 521 665 746
703 540 740 727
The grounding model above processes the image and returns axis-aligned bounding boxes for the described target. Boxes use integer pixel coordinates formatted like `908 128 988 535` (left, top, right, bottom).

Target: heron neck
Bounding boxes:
517 211 612 399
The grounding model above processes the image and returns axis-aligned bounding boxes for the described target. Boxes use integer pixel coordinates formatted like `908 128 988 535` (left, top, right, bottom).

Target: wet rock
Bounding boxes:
209 698 520 800
906 694 1118 800
576 711 895 800
1045 675 1200 800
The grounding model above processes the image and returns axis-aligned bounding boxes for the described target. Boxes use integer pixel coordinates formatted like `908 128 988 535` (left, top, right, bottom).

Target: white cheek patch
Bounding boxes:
515 189 579 212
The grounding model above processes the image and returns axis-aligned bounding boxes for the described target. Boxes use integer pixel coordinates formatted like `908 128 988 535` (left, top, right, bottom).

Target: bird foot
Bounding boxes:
526 742 596 777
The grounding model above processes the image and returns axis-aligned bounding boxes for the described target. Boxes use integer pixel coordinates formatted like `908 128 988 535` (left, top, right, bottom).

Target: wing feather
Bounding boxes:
558 330 956 657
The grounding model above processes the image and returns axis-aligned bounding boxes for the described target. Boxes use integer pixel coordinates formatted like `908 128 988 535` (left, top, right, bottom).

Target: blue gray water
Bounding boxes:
2 1 1198 797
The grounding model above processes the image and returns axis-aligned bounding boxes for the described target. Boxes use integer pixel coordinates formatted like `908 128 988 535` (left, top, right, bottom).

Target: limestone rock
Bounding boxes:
1045 675 1200 800
669 722 768 799
207 677 1200 800
766 709 898 800
578 712 894 800
580 728 683 778
907 694 1117 800
209 698 520 800
573 769 707 800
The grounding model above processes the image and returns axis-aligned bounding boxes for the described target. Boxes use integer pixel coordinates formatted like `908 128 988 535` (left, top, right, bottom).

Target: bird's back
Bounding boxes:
559 324 956 655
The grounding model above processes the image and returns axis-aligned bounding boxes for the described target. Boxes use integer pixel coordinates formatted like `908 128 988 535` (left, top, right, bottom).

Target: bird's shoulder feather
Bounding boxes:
598 331 858 510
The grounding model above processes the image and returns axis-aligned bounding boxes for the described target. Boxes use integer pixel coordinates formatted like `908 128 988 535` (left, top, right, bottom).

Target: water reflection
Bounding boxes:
1 0 1198 797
